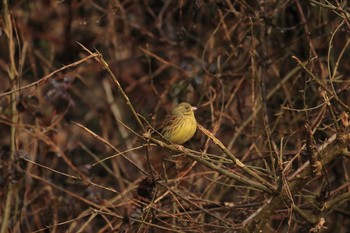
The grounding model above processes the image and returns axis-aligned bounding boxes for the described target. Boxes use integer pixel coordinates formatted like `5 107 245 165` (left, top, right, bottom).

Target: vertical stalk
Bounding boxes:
1 0 19 232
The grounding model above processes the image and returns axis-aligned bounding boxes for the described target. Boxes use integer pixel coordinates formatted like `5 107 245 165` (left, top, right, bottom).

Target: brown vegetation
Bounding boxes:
1 1 350 232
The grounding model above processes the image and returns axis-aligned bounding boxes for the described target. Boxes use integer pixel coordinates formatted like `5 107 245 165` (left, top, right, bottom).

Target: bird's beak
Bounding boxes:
191 106 197 111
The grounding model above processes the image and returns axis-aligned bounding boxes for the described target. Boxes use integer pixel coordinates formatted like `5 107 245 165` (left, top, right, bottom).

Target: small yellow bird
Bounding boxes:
157 102 197 144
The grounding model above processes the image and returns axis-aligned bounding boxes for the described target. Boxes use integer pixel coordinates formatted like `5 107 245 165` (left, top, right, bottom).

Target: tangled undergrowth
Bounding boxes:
1 1 350 232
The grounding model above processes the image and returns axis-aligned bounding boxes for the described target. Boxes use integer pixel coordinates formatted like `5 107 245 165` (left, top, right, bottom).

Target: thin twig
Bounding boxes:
77 42 146 132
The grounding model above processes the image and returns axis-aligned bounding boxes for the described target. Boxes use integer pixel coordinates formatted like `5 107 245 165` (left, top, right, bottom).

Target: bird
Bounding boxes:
156 102 197 145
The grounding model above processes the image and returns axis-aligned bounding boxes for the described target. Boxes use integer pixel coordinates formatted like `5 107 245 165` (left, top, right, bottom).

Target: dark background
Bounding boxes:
1 1 350 232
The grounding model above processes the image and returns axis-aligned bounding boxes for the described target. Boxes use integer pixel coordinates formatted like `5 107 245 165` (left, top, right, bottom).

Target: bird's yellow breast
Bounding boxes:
163 115 197 144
